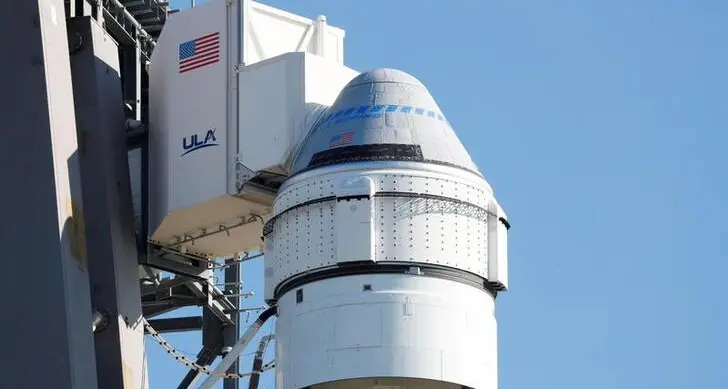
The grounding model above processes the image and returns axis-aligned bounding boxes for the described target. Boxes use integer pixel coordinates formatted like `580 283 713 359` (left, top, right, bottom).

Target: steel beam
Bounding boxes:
0 1 98 387
146 316 203 333
177 309 225 389
142 246 211 279
142 300 200 318
68 16 149 389
177 343 218 389
122 43 142 120
224 260 242 389
65 0 93 17
140 276 191 296
188 281 235 325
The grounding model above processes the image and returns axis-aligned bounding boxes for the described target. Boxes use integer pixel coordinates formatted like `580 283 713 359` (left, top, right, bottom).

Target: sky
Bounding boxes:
150 1 728 388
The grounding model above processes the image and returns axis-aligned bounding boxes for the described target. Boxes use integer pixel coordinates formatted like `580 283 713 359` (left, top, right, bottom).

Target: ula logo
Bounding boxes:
181 128 219 157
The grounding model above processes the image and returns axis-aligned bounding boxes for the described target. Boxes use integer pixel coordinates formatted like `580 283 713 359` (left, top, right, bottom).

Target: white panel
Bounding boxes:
149 6 355 258
149 0 230 226
167 2 229 211
239 54 302 173
246 1 346 65
266 165 496 292
374 197 488 276
274 176 335 211
488 200 509 290
237 52 357 176
333 304 382 348
148 0 275 258
497 219 508 288
303 53 359 108
287 309 335 386
264 201 337 300
333 175 375 263
335 198 374 263
275 274 498 389
325 29 345 64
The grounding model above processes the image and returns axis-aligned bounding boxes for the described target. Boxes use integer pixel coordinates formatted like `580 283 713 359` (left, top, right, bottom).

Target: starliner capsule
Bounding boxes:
263 69 510 389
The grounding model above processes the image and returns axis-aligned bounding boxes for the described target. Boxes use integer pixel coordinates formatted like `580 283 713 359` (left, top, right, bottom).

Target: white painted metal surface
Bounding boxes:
263 162 508 301
148 0 233 258
263 69 509 389
243 1 346 65
237 52 358 176
148 0 355 258
275 274 498 389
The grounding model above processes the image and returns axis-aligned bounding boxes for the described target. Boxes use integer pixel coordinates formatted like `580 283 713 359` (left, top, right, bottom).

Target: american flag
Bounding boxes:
329 132 354 148
178 32 220 74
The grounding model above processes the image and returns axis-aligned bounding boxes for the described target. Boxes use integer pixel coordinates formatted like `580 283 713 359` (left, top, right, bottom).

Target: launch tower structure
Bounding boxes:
1 0 510 388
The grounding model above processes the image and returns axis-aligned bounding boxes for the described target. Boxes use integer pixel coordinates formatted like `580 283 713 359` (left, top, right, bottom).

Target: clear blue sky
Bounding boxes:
150 1 728 388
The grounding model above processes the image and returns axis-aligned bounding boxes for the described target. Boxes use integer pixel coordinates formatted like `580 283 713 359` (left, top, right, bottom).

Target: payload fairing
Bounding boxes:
148 1 509 389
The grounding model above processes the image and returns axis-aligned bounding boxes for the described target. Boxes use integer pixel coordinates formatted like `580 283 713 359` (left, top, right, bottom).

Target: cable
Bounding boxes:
143 317 275 379
196 306 278 389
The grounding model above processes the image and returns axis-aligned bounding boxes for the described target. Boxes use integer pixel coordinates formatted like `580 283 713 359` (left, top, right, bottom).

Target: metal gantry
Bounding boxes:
2 1 261 388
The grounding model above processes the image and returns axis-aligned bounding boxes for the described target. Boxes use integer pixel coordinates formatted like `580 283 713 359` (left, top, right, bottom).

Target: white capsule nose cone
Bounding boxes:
346 68 426 87
291 68 481 176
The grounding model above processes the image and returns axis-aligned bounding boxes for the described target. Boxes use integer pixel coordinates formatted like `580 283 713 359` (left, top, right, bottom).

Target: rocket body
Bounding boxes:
264 69 509 389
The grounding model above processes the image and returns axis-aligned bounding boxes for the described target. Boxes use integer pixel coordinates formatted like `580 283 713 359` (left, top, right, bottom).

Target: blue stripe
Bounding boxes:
321 104 449 128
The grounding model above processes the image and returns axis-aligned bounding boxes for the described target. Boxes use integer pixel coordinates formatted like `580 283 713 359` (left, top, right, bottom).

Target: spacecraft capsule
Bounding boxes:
290 68 482 176
264 69 509 389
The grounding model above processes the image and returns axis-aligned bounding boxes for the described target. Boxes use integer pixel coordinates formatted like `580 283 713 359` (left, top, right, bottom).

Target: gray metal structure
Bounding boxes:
2 1 251 388
68 16 148 388
1 1 98 387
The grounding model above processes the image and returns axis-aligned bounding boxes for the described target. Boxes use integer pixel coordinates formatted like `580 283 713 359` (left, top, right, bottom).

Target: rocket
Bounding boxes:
264 69 509 389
